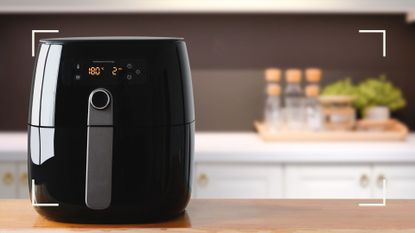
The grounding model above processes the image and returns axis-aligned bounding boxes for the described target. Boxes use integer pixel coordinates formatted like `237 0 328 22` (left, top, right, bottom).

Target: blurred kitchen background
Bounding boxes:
1 0 415 199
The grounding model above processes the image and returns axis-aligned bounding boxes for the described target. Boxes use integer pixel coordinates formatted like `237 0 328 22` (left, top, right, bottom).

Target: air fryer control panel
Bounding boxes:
65 59 147 85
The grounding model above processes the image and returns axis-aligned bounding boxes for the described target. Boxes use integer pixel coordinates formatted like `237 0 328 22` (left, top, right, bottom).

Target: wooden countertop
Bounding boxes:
1 199 415 232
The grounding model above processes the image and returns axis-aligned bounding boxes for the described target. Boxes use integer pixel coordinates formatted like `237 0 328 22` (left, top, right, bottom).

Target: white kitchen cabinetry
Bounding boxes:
192 133 415 199
194 163 283 198
285 164 415 199
373 165 415 199
3 133 415 199
0 162 18 198
285 165 372 198
194 162 415 199
0 162 28 198
17 162 28 198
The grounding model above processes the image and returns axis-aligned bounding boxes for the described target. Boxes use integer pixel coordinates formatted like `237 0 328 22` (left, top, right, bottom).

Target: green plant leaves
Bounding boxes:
357 75 406 111
321 75 406 112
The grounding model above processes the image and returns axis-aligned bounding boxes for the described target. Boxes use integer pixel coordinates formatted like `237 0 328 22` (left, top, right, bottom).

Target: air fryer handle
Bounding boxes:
85 88 113 210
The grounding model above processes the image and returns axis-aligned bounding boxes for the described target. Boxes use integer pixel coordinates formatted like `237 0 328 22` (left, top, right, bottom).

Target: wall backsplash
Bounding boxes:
0 14 414 131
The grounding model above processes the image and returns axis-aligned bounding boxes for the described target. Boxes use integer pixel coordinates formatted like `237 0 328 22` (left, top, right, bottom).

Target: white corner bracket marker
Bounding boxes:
359 178 387 207
31 30 60 57
31 179 59 207
358 29 386 57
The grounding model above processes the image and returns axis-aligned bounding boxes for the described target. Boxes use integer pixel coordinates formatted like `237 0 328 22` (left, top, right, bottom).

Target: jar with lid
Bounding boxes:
319 96 356 131
284 69 305 130
264 68 283 132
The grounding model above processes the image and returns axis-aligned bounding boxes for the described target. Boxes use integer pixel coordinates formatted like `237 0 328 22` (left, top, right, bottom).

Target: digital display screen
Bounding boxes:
87 66 123 77
72 60 145 83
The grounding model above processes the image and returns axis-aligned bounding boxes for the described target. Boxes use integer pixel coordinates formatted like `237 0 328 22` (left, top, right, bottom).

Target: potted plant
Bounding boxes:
357 75 406 120
320 78 363 130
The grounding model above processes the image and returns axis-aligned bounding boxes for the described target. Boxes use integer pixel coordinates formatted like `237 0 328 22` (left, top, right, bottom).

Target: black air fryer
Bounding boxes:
28 37 195 223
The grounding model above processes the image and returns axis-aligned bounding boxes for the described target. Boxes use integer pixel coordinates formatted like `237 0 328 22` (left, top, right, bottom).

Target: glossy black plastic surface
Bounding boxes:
28 37 194 223
29 37 194 127
29 123 194 223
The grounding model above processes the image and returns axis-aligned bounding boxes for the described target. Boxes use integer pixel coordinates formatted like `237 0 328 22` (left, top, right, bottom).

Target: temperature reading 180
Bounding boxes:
88 66 104 76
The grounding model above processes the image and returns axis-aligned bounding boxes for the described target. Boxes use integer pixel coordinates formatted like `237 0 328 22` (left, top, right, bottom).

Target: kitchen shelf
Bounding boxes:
1 0 415 14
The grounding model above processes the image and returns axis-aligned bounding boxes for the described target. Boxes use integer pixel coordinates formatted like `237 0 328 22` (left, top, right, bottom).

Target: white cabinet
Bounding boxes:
0 162 18 198
373 165 415 199
193 163 283 198
1 161 415 199
193 162 415 199
285 165 372 198
3 133 415 199
0 162 28 199
285 164 415 199
17 162 28 198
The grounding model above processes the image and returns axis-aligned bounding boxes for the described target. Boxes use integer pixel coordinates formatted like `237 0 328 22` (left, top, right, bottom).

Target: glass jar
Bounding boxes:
319 96 356 131
284 69 305 130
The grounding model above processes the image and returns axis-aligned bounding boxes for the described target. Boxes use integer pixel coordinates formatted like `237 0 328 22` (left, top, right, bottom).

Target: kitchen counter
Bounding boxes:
1 199 415 232
2 132 415 162
196 132 415 163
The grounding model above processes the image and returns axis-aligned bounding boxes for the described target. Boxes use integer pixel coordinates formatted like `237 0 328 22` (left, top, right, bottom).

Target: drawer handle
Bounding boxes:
360 174 369 188
197 173 209 186
377 174 386 189
20 173 28 185
2 172 14 185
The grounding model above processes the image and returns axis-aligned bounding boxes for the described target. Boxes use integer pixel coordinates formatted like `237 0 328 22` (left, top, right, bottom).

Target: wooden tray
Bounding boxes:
254 119 409 141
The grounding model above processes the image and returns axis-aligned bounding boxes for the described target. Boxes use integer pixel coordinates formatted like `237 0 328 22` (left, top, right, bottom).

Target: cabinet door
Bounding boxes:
0 163 18 198
194 163 283 198
285 165 372 198
17 162 29 199
373 164 415 199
